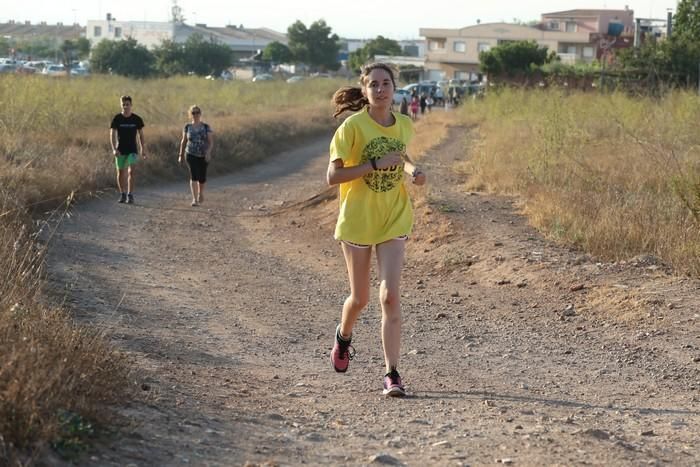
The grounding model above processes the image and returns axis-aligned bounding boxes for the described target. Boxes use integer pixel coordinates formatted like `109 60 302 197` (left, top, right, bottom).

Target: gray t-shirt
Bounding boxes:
184 122 212 157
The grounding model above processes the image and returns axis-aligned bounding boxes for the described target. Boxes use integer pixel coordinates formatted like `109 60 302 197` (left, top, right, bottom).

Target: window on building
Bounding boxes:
455 71 469 80
477 42 491 53
93 26 102 37
429 39 445 51
453 41 466 53
583 46 594 58
566 21 577 32
566 45 577 55
114 27 122 38
549 21 559 31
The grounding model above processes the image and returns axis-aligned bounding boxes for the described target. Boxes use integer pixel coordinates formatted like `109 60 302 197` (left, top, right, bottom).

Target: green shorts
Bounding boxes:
115 153 138 169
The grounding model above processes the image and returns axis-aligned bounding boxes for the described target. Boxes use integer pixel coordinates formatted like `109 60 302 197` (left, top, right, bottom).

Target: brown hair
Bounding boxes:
331 62 397 118
120 95 132 104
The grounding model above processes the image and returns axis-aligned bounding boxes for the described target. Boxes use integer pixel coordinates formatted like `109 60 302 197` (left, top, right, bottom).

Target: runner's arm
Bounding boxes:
327 151 403 186
402 154 426 186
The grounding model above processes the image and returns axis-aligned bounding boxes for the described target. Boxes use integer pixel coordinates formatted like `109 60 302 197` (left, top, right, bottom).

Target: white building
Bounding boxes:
86 14 286 58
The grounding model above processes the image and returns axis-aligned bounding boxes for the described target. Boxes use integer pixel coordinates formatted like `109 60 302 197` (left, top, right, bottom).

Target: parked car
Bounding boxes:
286 75 304 83
70 67 90 77
25 60 48 70
0 63 17 74
392 88 412 105
402 82 438 98
42 64 67 76
17 65 38 74
252 73 273 82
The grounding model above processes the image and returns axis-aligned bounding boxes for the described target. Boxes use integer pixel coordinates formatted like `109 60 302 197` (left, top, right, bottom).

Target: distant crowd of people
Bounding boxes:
396 84 471 120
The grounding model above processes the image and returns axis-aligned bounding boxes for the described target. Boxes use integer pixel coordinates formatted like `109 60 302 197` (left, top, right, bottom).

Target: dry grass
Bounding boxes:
0 74 344 463
0 198 131 464
457 88 700 276
406 110 455 162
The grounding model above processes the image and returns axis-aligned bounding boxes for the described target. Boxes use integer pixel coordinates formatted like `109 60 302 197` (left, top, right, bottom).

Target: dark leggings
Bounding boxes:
186 154 208 183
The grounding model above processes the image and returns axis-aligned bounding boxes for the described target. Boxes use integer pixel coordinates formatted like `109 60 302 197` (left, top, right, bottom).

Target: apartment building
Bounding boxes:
541 8 634 61
420 8 634 81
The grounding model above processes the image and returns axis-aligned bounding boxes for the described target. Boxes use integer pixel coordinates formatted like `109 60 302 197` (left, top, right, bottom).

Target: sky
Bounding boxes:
1 0 679 40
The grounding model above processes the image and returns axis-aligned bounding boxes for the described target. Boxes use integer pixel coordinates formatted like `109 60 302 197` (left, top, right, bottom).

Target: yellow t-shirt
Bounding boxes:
330 107 415 245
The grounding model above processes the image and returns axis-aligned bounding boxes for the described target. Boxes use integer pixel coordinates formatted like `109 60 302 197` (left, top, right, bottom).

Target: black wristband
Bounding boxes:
370 159 378 170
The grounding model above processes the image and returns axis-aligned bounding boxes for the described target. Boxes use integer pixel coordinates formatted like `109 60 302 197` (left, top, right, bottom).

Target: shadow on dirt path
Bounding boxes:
46 124 700 466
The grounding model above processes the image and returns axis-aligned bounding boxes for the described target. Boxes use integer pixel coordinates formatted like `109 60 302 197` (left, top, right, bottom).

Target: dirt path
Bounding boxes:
47 125 700 466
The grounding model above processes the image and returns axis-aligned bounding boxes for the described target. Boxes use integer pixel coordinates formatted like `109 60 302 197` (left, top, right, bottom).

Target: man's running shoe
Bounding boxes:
383 369 406 397
330 324 354 373
127 193 134 204
118 193 127 203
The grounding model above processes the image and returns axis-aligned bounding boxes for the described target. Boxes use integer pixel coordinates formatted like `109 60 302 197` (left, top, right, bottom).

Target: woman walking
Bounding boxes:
178 105 214 206
326 62 427 397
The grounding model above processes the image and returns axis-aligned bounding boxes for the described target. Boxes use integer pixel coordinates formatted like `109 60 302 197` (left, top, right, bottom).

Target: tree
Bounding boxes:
674 0 700 41
479 40 552 76
12 37 56 61
287 20 340 71
0 37 10 57
59 37 90 68
615 1 700 90
262 41 292 64
348 35 402 73
182 34 232 76
152 39 187 76
90 38 155 77
152 34 233 77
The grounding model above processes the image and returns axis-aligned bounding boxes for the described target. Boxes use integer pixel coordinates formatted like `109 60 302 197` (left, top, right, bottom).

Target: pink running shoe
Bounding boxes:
330 325 354 373
382 369 406 397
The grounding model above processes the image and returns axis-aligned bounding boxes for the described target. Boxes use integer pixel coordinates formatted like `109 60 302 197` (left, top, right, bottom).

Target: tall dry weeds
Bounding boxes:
0 195 131 464
458 88 700 275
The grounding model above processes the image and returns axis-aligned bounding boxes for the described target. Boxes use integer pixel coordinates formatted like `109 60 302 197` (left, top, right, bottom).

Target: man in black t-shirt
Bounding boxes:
110 95 146 204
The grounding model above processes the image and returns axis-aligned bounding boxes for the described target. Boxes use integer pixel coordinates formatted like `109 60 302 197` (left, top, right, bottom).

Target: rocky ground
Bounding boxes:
46 124 700 466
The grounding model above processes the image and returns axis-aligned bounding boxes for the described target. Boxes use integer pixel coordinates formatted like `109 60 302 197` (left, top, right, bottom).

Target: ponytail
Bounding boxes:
332 86 368 118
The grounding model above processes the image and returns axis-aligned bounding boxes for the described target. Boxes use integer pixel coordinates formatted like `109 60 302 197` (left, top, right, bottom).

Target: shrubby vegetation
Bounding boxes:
459 88 700 275
615 0 700 89
90 37 155 78
479 40 554 76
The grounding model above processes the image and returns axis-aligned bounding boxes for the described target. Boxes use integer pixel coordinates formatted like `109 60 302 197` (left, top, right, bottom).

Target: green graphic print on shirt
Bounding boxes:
362 136 406 193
